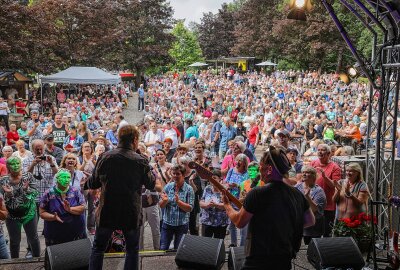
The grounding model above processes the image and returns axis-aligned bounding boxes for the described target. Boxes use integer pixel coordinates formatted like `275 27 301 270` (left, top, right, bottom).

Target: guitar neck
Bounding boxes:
188 161 243 209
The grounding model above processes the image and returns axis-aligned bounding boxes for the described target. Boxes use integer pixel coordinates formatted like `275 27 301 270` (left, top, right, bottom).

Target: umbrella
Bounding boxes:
256 61 277 66
188 62 208 67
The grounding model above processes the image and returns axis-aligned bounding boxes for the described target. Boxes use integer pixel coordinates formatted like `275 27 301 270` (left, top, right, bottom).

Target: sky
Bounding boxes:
169 0 235 25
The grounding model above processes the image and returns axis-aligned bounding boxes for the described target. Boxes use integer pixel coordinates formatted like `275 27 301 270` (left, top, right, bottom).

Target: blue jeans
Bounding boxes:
248 143 256 154
248 144 258 162
89 227 140 270
160 223 188 250
0 234 10 259
229 223 248 247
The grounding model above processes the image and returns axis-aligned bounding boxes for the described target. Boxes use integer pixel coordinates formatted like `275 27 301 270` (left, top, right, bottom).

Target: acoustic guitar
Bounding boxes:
188 161 243 209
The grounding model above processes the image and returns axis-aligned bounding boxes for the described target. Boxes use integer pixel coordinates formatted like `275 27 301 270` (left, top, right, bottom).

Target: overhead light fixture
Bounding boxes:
287 0 313 21
347 66 358 78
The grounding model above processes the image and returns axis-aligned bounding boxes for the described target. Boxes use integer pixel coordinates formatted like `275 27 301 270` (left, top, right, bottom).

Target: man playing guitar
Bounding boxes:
221 146 315 269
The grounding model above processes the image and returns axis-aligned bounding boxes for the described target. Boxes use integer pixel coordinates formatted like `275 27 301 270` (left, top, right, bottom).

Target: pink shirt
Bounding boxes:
310 159 342 211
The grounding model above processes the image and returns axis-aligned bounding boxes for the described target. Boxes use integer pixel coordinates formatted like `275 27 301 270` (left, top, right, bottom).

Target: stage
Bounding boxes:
0 247 315 270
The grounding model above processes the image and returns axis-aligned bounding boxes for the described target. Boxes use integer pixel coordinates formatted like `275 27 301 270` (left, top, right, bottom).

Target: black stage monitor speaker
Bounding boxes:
307 237 365 270
175 234 225 270
45 238 92 270
228 246 245 270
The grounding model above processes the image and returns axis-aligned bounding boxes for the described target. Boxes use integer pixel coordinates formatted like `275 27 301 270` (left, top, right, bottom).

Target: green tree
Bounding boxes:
169 21 203 70
198 4 236 59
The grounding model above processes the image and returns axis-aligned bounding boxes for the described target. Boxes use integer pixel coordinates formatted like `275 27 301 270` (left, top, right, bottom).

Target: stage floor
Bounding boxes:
0 248 315 270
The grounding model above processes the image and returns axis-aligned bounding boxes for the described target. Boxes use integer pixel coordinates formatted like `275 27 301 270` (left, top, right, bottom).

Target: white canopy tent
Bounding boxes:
256 61 277 66
188 62 208 67
39 67 121 113
41 66 121 85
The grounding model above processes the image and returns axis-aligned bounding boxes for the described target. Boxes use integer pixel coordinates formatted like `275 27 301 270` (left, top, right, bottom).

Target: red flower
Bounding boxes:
358 213 366 221
341 218 351 224
347 222 358 228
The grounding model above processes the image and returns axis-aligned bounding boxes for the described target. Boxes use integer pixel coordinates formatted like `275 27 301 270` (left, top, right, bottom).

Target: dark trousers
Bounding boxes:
160 223 188 250
138 98 144 110
202 224 227 239
6 214 41 258
89 226 140 270
323 210 335 237
0 115 9 131
189 210 198 235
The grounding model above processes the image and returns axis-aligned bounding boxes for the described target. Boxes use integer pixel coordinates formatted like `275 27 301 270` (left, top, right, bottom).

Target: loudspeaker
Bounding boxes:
175 235 225 270
307 237 364 270
228 246 245 270
45 238 92 270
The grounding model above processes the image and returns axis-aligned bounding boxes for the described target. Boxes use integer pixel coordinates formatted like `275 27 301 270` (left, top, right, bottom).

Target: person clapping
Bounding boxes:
39 169 86 246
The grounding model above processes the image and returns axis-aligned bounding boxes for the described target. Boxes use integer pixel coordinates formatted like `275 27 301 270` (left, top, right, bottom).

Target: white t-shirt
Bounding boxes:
163 128 178 149
0 102 9 115
144 129 165 155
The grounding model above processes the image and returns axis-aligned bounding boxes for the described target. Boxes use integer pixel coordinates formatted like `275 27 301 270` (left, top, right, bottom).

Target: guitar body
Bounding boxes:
188 161 243 209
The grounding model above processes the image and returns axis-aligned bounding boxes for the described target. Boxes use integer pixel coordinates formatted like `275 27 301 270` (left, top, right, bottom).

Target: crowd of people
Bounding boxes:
0 69 375 269
0 83 131 259
133 70 371 253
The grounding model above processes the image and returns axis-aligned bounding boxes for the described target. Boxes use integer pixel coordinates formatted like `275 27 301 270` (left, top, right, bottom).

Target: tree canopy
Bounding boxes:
169 21 203 70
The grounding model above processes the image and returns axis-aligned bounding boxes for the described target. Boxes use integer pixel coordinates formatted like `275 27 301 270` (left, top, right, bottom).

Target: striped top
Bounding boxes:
162 182 194 226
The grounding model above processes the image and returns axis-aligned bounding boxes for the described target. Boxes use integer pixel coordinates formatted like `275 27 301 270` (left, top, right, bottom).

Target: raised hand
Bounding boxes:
63 200 71 212
53 212 63 223
2 185 12 195
46 155 54 165
221 190 230 205
174 192 180 203
161 192 168 202
23 181 30 191
333 180 342 191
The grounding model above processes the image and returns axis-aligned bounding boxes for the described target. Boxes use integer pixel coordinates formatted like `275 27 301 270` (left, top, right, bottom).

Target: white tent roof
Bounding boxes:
188 62 208 67
256 61 277 66
41 66 121 84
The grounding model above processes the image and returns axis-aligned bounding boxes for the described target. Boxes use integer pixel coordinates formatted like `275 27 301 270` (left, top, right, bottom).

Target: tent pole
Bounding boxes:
40 83 43 114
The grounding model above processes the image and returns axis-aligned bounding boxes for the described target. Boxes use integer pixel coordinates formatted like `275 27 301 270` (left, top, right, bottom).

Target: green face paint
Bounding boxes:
7 157 21 173
248 166 259 180
56 170 71 188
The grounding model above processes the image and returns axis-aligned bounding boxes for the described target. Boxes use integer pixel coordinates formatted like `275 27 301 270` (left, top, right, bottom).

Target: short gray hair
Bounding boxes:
318 143 331 153
2 146 12 152
301 165 317 179
235 153 248 168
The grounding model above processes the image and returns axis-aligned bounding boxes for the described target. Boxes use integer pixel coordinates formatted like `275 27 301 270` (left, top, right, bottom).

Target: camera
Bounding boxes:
39 156 47 161
33 174 43 180
34 119 39 123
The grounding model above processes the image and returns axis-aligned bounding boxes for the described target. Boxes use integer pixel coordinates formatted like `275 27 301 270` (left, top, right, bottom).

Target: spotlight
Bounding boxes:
288 0 313 21
347 66 358 78
294 0 306 8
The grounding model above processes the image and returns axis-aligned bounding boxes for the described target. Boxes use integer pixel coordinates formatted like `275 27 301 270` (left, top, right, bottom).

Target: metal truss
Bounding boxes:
322 0 400 256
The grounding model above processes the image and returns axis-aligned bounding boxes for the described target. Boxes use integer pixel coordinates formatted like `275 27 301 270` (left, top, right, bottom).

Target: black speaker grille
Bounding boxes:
45 238 92 270
175 235 225 269
307 237 364 270
228 246 245 270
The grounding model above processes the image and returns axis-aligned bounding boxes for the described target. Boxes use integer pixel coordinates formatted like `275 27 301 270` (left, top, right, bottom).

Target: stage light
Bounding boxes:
288 0 313 21
347 66 358 78
295 0 306 8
